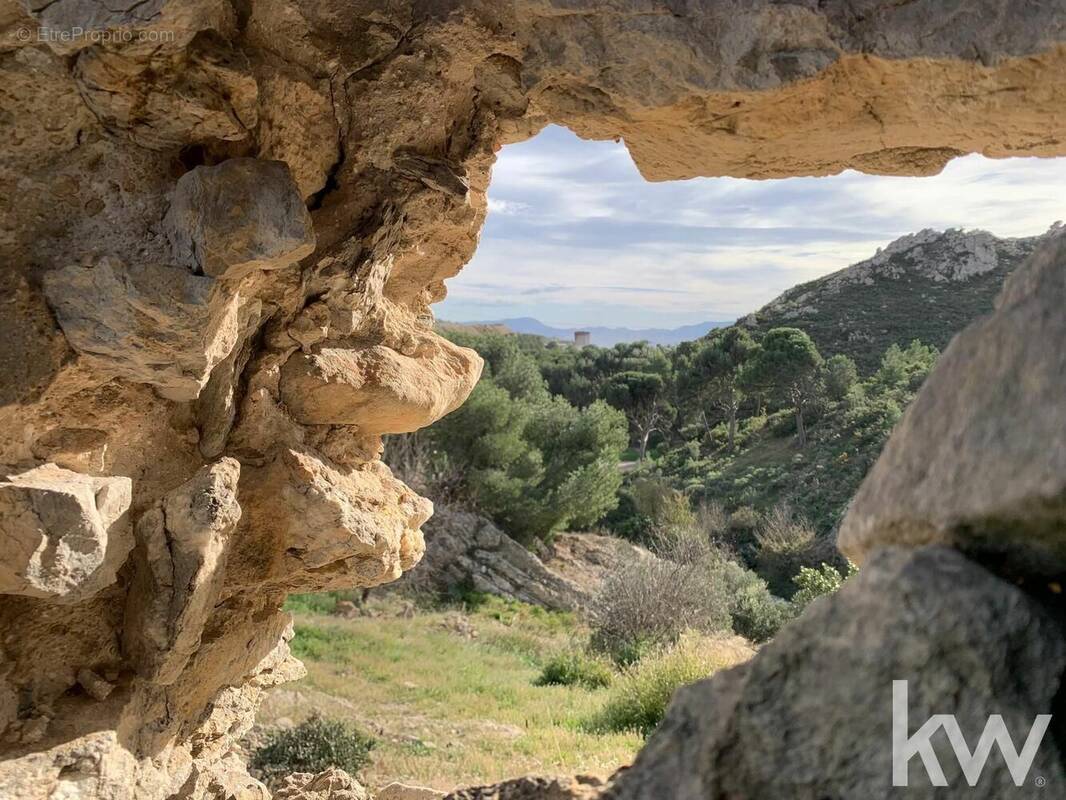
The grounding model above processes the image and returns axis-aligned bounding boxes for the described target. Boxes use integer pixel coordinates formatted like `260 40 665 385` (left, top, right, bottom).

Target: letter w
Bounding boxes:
941 713 1052 787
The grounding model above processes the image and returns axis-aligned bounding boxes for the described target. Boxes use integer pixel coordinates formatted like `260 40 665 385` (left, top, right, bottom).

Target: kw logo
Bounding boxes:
892 680 1052 787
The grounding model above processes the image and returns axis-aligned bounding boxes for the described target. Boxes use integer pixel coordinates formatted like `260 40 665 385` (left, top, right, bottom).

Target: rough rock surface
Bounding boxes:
446 776 604 800
2 0 1066 797
42 257 246 401
606 546 1066 799
840 232 1066 575
0 463 132 602
165 158 316 280
273 768 368 800
396 506 652 611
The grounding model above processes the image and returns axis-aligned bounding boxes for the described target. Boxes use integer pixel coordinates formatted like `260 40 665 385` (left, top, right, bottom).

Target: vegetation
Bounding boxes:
252 715 376 781
268 593 640 790
581 633 752 736
535 650 614 690
387 332 628 543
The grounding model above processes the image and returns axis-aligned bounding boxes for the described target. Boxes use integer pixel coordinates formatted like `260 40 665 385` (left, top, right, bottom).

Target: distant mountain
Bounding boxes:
743 223 1062 372
467 317 731 347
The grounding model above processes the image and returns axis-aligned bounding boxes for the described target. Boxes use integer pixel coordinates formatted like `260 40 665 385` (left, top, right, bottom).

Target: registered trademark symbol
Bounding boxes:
1036 776 1047 788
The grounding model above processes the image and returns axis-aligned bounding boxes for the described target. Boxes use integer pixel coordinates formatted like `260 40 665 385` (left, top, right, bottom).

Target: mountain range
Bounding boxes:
442 317 731 347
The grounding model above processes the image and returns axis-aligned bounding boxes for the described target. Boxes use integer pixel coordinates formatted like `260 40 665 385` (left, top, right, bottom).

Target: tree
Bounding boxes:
603 370 674 460
741 328 824 447
875 339 938 391
678 328 755 449
824 354 859 401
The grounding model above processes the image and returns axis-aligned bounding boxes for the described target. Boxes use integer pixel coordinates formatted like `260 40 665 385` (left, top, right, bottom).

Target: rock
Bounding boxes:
279 338 482 434
273 768 368 800
839 232 1066 575
42 258 244 401
608 546 1066 799
236 449 431 592
30 427 109 474
72 26 258 148
123 458 242 684
0 464 132 603
394 506 651 611
257 72 341 200
76 668 114 701
445 776 604 800
377 782 446 800
5 2 1066 797
165 158 315 280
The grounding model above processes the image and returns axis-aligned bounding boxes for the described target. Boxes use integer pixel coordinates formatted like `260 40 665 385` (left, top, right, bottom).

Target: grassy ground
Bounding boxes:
256 594 642 792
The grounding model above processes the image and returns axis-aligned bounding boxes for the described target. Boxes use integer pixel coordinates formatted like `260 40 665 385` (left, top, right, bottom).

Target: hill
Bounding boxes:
745 224 1061 372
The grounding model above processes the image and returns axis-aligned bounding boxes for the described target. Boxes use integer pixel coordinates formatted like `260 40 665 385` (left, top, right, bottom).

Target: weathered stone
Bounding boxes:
72 24 256 148
272 768 368 800
0 464 131 603
279 338 482 434
165 158 315 280
608 546 1066 799
30 428 109 474
396 506 652 611
123 458 241 684
42 258 244 401
236 449 430 593
446 776 604 800
377 782 446 800
840 233 1066 575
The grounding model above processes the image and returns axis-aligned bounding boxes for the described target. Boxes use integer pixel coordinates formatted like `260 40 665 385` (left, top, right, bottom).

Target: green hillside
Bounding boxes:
744 226 1055 372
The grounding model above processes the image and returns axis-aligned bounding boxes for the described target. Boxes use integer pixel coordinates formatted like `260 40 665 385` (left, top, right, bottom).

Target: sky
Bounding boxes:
436 125 1066 329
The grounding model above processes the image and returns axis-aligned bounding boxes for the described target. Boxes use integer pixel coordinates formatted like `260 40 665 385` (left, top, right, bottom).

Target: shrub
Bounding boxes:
587 554 733 665
535 650 614 689
583 634 751 736
252 716 375 781
791 561 859 611
753 504 823 597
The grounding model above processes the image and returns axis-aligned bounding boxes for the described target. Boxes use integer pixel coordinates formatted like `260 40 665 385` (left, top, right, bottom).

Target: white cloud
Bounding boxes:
438 126 1066 328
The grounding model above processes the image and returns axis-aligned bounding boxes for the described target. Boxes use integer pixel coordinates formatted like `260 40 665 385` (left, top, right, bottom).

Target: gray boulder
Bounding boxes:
840 232 1066 575
608 546 1066 799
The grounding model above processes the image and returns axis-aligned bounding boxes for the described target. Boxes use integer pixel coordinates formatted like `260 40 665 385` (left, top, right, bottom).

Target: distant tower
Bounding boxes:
574 330 591 347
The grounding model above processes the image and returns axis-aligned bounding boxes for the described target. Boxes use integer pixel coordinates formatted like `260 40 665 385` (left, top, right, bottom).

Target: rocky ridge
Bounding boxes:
748 224 1062 370
1 1 1066 798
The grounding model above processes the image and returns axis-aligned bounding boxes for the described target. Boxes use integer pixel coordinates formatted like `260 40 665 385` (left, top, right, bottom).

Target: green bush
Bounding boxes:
582 635 745 736
535 650 614 689
791 561 859 611
252 716 375 780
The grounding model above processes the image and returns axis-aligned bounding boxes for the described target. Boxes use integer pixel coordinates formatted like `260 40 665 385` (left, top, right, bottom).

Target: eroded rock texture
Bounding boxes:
2 0 1066 797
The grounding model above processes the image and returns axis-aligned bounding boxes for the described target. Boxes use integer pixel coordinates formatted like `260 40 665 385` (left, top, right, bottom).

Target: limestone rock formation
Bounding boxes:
446 776 605 800
840 231 1066 575
0 463 131 603
606 546 1066 799
396 506 652 612
165 159 316 280
279 338 482 434
3 0 1066 797
42 258 245 401
377 782 446 800
273 768 368 800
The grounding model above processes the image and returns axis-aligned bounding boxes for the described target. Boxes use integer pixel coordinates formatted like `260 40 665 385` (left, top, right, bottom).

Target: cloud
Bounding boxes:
437 125 1066 328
